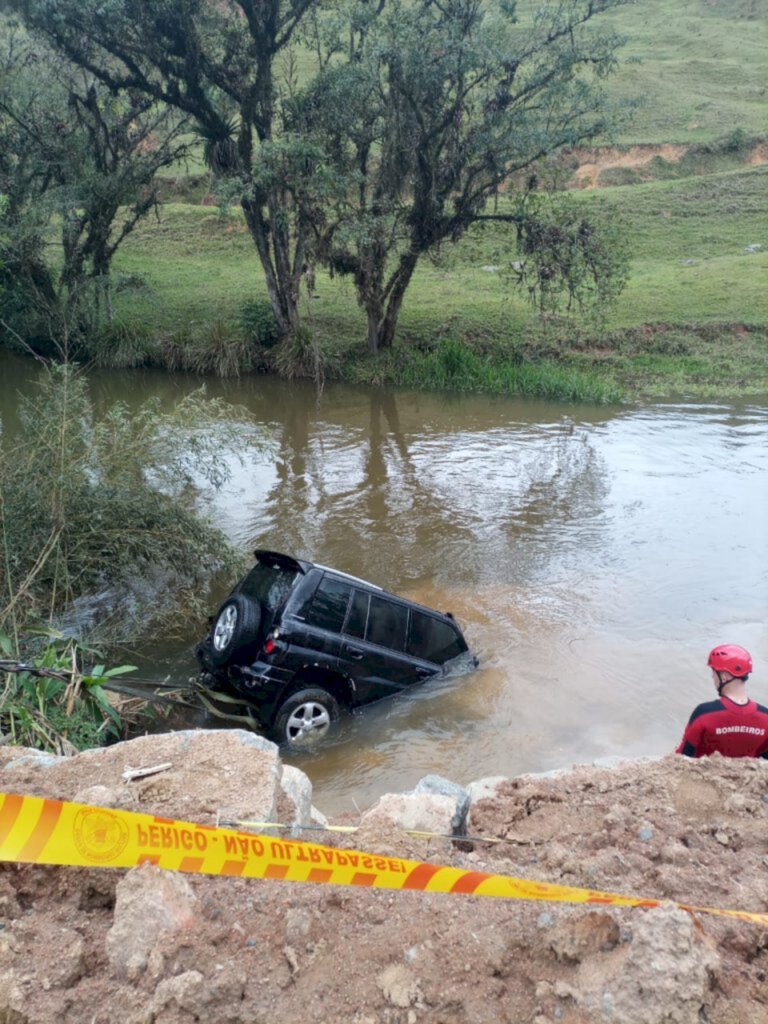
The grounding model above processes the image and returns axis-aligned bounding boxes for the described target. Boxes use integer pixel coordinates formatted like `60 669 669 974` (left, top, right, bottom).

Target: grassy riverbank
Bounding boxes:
109 161 768 401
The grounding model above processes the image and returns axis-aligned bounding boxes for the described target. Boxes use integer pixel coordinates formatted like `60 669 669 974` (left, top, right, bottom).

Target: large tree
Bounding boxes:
0 19 190 349
293 0 631 351
3 0 322 336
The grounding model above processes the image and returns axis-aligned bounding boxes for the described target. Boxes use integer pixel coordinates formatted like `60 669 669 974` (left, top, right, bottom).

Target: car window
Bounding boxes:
239 564 297 611
366 595 407 652
345 589 369 639
304 577 351 632
407 610 466 664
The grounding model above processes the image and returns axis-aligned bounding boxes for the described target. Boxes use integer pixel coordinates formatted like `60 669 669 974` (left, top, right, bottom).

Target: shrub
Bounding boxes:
0 631 132 753
0 364 266 645
241 298 281 349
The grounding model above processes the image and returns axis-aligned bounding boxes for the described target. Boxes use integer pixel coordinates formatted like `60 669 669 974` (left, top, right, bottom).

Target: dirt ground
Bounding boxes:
567 141 768 188
1 733 768 1024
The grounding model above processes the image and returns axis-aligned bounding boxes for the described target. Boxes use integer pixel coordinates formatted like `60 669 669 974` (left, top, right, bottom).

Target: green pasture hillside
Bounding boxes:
111 164 768 397
517 0 768 144
43 0 768 397
156 0 768 185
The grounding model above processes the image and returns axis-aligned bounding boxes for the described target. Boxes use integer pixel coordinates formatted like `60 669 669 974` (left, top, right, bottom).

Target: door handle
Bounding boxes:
345 646 365 660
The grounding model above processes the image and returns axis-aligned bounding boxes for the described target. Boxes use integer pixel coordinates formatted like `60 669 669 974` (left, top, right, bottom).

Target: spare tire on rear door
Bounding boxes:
208 594 262 667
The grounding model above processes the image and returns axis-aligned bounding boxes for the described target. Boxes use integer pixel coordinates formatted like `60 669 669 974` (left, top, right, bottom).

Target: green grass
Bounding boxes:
110 163 768 399
600 0 768 144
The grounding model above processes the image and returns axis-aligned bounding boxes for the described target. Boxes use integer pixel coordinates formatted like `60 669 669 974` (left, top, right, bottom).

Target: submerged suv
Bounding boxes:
195 550 475 748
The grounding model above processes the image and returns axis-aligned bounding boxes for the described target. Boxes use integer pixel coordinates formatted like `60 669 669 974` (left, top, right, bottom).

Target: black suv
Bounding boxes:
195 550 475 748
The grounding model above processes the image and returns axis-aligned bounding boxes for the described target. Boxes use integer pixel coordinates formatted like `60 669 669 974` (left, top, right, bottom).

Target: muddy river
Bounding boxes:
2 355 767 815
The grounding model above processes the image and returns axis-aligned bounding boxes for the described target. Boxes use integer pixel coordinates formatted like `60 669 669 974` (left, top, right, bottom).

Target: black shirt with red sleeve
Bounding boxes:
676 696 768 758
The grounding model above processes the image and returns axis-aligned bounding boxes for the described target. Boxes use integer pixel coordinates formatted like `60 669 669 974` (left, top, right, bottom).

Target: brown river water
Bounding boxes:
2 354 767 816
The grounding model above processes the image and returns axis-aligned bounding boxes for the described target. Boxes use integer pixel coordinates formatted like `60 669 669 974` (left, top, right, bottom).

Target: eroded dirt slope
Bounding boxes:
1 738 768 1024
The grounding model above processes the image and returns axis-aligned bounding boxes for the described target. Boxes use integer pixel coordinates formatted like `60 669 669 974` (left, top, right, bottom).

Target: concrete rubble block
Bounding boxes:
602 905 720 1024
466 776 508 805
279 764 313 832
105 864 198 978
412 774 471 834
361 791 461 839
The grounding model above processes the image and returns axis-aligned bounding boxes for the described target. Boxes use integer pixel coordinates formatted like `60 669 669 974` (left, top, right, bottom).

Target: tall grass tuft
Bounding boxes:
272 325 341 385
353 339 624 403
86 320 157 368
186 320 256 377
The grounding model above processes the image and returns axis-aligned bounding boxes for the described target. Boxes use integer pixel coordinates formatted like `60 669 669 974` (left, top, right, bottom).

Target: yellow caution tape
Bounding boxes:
1 792 766 926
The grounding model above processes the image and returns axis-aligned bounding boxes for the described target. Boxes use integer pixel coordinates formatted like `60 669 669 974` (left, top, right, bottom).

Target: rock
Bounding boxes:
39 927 85 988
549 912 620 964
605 905 720 1024
150 970 208 1016
744 244 762 253
413 775 470 834
285 907 313 944
279 764 313 833
361 791 458 838
73 784 131 809
105 864 197 978
360 774 470 838
1 730 286 834
0 970 27 1022
481 265 500 272
0 748 63 772
466 776 508 804
377 963 423 1008
310 805 329 827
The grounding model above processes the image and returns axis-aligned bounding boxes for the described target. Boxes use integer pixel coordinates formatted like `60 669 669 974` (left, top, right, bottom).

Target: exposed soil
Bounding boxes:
567 141 768 189
570 144 690 188
2 734 768 1024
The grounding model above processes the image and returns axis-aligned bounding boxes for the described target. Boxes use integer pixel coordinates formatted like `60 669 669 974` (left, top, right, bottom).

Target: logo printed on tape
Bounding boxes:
2 792 767 928
73 807 130 863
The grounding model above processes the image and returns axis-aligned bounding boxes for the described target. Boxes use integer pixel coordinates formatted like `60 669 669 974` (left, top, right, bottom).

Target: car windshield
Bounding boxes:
239 564 297 611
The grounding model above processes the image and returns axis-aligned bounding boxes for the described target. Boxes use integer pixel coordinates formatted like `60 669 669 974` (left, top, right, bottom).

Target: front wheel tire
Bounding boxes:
273 688 340 748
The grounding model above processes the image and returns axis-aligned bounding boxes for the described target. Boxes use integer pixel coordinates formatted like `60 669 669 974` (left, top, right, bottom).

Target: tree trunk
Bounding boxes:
369 251 420 353
242 197 302 337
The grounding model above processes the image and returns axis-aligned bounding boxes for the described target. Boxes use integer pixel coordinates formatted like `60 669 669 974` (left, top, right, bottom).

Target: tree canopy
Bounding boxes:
0 17 190 351
3 0 633 352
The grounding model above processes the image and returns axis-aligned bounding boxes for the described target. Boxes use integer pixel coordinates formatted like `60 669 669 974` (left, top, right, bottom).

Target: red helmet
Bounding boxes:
707 644 752 678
